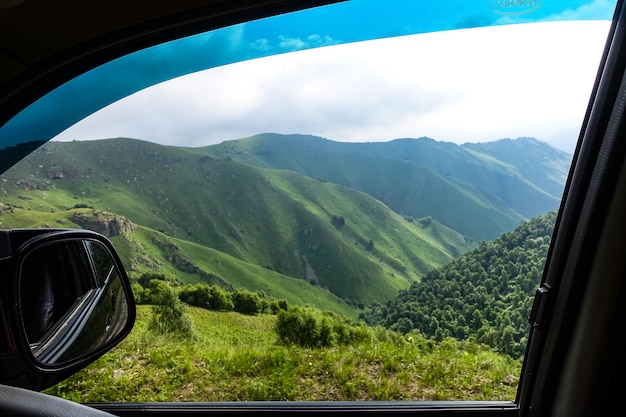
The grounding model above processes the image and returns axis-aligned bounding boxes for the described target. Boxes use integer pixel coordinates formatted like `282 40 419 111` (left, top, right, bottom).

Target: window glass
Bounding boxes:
0 0 617 403
20 241 93 345
86 240 116 287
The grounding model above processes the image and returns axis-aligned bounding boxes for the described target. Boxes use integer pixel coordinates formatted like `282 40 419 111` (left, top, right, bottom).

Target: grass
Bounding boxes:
46 306 521 403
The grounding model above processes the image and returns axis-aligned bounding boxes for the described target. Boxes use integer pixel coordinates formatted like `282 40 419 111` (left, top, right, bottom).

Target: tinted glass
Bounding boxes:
19 239 131 365
0 0 618 403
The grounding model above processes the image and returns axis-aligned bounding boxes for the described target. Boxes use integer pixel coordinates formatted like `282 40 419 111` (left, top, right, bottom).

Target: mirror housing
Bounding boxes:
0 228 136 391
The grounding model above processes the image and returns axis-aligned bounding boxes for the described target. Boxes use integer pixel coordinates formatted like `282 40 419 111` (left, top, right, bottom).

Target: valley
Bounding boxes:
0 134 570 316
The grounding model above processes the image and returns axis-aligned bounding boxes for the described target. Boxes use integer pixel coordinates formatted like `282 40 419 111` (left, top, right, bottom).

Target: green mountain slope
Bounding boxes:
200 133 570 241
462 137 572 198
0 138 472 309
360 211 557 358
0 205 359 318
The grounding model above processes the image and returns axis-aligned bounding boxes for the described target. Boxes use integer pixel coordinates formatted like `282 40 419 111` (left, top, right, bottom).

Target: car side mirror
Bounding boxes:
0 229 136 391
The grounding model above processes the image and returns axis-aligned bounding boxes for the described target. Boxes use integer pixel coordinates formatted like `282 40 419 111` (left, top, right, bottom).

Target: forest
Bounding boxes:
360 211 557 358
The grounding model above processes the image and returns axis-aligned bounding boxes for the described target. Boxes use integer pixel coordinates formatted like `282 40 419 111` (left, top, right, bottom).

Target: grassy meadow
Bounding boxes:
46 305 521 403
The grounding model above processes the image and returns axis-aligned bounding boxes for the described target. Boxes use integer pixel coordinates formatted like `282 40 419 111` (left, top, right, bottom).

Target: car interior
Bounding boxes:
2 0 626 416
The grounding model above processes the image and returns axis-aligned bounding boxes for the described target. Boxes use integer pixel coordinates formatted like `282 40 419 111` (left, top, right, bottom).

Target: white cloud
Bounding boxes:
53 20 611 152
548 0 616 20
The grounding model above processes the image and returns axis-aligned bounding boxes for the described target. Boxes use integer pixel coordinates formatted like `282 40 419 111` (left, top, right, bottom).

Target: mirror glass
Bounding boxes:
18 239 131 366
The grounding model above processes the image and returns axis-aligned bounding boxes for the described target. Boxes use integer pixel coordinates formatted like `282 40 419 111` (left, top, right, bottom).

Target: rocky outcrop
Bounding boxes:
0 202 14 213
69 210 135 237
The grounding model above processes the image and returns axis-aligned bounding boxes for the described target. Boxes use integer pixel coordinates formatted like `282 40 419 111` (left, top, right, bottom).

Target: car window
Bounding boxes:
0 0 617 405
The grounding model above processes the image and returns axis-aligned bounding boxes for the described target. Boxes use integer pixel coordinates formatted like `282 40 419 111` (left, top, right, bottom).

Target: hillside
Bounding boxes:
0 138 473 310
200 134 571 241
361 211 557 358
462 137 571 198
0 135 569 317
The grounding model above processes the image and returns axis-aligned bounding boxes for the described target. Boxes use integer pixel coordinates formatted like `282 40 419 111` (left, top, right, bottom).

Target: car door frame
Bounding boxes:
3 0 626 415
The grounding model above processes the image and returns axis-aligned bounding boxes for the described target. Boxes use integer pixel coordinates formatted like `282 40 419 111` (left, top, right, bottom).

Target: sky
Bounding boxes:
1 0 617 154
51 20 611 153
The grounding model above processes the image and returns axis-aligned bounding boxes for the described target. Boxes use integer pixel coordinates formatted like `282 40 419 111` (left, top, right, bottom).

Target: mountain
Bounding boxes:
0 135 570 315
461 137 571 199
200 134 571 241
0 137 473 312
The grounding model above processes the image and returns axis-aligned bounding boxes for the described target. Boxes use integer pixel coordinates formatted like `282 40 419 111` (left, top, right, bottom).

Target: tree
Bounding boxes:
390 317 414 334
331 214 345 229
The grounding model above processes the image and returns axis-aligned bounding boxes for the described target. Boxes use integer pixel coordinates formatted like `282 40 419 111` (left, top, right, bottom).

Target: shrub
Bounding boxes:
131 282 146 304
179 283 234 311
147 280 195 338
137 272 168 288
232 289 262 315
267 298 289 314
274 305 371 348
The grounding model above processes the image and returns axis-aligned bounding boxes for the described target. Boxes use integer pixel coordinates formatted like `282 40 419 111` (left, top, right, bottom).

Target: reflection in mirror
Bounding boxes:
18 239 131 366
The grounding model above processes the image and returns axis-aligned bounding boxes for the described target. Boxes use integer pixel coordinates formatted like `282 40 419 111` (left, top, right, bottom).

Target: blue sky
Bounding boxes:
0 0 618 152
